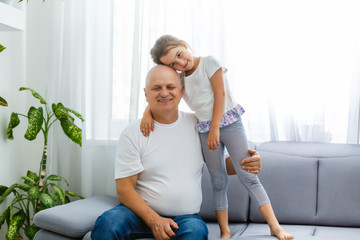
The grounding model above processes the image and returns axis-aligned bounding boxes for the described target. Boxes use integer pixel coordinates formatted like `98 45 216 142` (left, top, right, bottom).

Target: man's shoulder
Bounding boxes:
120 119 142 138
179 111 197 122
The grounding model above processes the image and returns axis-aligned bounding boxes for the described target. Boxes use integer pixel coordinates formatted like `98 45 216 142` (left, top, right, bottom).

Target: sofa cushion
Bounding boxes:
34 229 79 240
199 165 250 223
249 150 318 224
314 225 360 239
317 156 360 227
34 195 119 238
207 222 247 239
239 223 315 239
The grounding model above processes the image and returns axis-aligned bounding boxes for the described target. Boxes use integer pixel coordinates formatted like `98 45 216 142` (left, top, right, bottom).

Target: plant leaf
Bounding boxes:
49 183 66 205
46 175 69 186
63 105 85 122
6 211 25 240
49 193 59 202
7 113 20 140
60 119 82 146
65 190 84 199
19 87 47 104
0 96 8 106
0 185 8 197
0 44 5 53
0 185 15 205
24 107 43 141
26 171 39 183
0 207 10 229
27 186 40 200
39 193 54 208
21 176 37 186
52 103 70 121
14 183 31 192
24 224 39 239
0 183 31 204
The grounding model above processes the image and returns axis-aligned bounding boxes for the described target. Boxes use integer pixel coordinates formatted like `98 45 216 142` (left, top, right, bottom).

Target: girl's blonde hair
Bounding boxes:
150 35 190 65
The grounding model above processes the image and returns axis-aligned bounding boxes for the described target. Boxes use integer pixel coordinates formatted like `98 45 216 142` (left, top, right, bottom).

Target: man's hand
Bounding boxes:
226 148 261 175
241 149 261 174
150 216 179 240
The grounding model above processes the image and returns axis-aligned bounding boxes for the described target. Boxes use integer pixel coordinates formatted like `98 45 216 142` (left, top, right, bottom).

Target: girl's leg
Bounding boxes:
221 119 294 240
220 119 269 208
199 133 230 239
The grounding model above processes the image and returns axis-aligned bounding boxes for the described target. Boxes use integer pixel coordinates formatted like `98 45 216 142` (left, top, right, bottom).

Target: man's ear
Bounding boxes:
144 88 148 102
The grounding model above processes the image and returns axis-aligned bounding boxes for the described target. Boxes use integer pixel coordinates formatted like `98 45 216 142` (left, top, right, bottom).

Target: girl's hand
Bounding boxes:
140 113 154 137
207 127 220 150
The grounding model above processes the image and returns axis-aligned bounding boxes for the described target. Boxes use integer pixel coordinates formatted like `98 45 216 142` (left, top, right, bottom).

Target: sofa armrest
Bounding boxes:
34 195 119 238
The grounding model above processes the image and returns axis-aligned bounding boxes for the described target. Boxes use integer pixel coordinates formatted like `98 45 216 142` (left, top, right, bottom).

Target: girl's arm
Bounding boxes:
208 68 225 150
140 105 154 136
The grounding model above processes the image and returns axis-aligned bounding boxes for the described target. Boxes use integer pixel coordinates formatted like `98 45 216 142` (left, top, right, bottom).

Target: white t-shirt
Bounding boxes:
115 111 204 216
182 56 238 122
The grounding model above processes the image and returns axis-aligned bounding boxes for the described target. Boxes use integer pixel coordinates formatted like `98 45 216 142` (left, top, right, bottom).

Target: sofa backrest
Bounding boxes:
253 141 360 227
199 141 360 227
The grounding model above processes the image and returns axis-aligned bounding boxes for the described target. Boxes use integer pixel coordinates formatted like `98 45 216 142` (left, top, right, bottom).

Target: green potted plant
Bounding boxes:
0 88 84 240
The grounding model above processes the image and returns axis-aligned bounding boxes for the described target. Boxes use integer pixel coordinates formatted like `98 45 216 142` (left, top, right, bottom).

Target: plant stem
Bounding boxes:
35 107 50 214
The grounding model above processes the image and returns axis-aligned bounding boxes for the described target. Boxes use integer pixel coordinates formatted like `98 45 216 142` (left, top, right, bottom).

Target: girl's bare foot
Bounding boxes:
220 228 231 239
270 226 294 240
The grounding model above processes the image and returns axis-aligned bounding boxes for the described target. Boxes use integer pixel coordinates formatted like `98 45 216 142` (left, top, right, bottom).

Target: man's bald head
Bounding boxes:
145 65 182 90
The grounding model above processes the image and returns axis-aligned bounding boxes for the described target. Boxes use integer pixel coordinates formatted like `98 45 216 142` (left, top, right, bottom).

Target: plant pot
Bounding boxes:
0 0 12 5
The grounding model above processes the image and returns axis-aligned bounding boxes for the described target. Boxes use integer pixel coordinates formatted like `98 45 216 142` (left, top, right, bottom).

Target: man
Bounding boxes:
91 65 261 240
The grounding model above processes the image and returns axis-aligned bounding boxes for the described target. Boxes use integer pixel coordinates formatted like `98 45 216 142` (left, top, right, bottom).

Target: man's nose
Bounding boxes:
159 87 169 96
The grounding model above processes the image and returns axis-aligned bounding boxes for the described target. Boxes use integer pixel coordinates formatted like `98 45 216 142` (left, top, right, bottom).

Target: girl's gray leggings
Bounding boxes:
199 118 270 211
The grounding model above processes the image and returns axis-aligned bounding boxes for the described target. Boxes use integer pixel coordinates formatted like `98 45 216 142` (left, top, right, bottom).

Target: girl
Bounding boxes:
141 35 294 240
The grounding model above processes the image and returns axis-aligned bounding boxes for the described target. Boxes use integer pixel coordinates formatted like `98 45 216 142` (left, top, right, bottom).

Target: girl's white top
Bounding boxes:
182 56 238 122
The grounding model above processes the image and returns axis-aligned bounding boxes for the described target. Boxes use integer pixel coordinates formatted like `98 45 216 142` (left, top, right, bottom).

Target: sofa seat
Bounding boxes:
34 141 360 240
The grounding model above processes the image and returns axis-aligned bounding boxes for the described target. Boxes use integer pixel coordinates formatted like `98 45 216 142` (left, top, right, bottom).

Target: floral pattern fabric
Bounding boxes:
196 104 245 133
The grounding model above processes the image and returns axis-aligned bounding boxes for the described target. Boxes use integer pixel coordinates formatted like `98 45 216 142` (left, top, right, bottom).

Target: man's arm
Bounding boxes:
116 176 178 240
226 149 261 175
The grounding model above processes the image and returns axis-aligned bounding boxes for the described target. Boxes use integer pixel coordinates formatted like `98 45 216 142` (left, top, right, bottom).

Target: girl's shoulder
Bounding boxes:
202 55 224 68
201 56 227 77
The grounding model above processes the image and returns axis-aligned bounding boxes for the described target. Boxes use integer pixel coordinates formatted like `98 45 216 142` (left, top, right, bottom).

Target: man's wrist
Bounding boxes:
145 212 161 228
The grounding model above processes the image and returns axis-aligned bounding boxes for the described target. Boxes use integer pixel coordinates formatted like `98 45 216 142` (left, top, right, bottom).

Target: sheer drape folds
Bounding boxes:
47 0 116 197
222 0 360 144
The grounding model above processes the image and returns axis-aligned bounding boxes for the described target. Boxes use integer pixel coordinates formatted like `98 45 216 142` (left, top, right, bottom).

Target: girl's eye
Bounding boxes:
177 53 181 57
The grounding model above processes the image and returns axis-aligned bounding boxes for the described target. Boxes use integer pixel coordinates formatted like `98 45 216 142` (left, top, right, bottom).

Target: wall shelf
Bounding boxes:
0 2 25 31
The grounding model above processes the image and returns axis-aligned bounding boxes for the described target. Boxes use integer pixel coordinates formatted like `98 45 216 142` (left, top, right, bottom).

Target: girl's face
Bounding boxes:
160 44 194 72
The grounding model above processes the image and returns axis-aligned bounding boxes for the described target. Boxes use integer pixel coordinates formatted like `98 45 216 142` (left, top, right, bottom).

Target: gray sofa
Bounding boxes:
33 141 360 239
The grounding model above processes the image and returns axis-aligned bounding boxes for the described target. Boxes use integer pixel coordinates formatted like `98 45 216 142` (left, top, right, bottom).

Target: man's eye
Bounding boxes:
171 62 176 67
167 86 176 90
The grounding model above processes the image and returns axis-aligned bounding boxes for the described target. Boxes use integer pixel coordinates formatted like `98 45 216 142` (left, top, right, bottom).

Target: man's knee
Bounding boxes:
91 205 132 239
175 215 208 239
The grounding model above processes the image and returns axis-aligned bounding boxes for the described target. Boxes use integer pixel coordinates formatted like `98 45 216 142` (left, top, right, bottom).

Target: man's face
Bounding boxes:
145 65 183 115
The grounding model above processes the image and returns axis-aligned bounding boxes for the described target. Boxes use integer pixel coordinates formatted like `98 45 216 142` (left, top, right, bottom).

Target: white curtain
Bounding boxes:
44 0 360 197
223 0 360 144
43 0 117 197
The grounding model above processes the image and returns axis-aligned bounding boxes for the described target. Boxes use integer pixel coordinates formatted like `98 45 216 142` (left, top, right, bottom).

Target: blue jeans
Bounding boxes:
91 204 208 240
199 118 270 210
